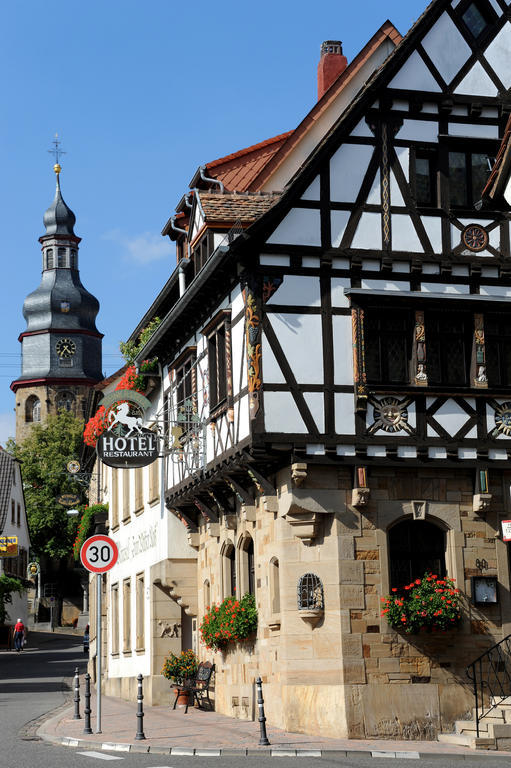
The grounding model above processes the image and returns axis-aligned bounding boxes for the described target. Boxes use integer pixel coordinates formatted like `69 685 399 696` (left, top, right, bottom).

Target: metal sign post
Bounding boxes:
80 534 119 736
96 573 102 733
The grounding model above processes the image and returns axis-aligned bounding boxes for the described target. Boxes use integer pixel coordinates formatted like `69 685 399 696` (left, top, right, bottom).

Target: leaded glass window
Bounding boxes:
365 310 411 384
449 150 493 208
485 314 511 386
461 0 494 38
426 310 471 385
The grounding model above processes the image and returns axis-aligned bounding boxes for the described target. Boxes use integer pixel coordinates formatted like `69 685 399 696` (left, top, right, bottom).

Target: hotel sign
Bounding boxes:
97 429 159 468
95 390 159 469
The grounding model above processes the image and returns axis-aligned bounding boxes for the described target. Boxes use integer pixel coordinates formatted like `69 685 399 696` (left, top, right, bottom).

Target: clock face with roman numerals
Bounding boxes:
56 338 76 359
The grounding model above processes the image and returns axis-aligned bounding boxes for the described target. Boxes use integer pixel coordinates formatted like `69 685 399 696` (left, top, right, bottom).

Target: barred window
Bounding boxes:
297 573 324 610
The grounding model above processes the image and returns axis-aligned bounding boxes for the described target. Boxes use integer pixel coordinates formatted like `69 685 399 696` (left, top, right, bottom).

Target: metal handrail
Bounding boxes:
466 633 511 737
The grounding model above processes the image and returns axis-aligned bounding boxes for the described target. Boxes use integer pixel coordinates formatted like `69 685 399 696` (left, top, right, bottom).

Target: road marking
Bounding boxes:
77 752 124 761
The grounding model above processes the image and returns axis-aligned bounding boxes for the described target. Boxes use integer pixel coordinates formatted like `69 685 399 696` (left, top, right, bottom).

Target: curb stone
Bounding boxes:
36 731 511 759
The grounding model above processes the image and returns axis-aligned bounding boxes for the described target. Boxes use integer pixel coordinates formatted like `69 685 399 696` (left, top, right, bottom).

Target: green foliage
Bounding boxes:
73 504 108 560
381 573 462 634
119 317 161 365
200 593 258 651
7 411 85 560
0 574 25 625
161 649 198 684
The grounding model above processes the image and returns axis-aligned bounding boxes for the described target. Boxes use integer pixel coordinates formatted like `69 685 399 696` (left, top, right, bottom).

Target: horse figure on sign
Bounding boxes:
108 402 143 437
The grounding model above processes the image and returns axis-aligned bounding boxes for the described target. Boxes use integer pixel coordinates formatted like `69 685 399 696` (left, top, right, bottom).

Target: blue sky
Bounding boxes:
0 0 427 444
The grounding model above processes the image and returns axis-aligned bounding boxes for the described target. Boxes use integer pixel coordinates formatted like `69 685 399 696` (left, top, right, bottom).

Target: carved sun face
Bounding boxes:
368 397 413 435
495 402 511 436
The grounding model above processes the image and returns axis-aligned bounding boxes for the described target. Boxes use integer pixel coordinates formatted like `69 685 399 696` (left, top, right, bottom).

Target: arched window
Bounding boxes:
238 534 255 596
45 249 54 269
270 557 280 615
56 391 74 412
25 395 41 423
204 579 210 611
388 519 446 589
221 541 236 598
297 573 323 610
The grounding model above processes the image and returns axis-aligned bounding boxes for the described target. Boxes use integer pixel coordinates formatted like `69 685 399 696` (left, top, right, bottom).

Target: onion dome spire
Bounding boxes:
42 162 76 237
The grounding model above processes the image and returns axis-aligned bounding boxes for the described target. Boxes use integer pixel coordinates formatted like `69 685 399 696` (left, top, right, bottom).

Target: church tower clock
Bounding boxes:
11 161 103 442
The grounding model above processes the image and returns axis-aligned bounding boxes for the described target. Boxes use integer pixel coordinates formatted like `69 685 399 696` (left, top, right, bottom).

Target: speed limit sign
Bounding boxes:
80 534 119 573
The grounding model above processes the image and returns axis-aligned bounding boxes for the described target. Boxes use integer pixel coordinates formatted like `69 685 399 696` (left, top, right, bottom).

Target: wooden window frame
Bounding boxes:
134 467 143 515
123 577 131 654
457 0 498 43
202 310 232 418
364 308 413 385
111 583 119 656
411 147 439 208
135 572 145 652
446 141 497 210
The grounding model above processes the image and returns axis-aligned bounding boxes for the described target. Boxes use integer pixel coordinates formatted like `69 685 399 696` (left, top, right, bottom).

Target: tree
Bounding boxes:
7 411 85 560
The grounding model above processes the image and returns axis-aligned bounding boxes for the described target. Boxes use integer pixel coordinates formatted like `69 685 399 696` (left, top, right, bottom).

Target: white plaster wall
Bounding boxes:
421 12 471 84
231 318 246 397
454 62 498 97
235 395 250 443
352 212 382 250
303 392 325 433
264 392 308 433
266 208 321 247
266 275 321 307
335 393 356 435
331 144 375 202
266 314 323 384
389 50 441 92
301 176 321 201
485 22 511 89
261 332 286 384
392 215 423 252
396 119 438 143
332 316 354 385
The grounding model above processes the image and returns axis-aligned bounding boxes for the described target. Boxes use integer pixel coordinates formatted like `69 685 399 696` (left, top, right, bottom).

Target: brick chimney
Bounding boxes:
318 41 348 100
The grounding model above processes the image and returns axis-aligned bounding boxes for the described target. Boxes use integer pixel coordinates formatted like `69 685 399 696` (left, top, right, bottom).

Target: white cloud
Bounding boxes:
0 412 16 447
102 229 172 264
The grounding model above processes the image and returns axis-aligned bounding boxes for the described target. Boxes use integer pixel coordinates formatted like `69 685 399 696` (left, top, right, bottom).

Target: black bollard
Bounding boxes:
135 673 146 740
256 676 270 746
73 667 81 720
83 673 92 734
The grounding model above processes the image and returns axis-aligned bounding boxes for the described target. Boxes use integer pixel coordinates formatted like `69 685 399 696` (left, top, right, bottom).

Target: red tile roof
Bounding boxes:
204 132 293 192
198 191 281 225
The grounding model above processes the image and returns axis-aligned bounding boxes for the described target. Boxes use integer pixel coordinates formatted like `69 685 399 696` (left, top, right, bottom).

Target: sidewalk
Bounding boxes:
38 681 510 758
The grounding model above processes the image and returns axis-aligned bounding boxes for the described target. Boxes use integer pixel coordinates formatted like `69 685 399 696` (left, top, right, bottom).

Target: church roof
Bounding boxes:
42 170 76 237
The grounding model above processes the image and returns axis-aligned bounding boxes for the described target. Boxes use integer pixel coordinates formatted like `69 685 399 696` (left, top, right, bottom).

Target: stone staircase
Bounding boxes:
438 697 511 751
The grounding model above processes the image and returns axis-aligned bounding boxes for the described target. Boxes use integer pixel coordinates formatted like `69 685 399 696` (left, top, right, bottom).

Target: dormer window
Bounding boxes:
193 232 214 276
460 0 495 40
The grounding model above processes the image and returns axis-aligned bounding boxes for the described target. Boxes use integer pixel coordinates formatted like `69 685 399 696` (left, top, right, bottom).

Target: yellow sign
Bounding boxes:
0 536 18 557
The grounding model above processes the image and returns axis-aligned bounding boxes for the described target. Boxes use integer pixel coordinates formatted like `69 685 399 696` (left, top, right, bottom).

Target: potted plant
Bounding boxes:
381 572 462 634
161 649 198 707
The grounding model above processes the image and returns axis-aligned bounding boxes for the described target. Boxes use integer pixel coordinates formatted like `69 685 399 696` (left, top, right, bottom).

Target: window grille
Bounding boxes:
297 573 324 610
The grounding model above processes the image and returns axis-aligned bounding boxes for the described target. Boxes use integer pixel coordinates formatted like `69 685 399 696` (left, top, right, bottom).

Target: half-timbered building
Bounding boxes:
104 0 511 741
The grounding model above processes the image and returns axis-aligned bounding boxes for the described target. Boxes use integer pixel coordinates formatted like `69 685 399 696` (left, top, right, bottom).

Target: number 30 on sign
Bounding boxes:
80 534 119 573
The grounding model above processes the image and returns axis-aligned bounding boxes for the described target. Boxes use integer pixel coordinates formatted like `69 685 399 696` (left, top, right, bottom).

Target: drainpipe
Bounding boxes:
178 259 190 297
169 216 190 260
199 166 224 194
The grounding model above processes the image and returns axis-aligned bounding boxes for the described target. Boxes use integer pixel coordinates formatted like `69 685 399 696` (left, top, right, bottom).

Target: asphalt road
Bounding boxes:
1 631 510 768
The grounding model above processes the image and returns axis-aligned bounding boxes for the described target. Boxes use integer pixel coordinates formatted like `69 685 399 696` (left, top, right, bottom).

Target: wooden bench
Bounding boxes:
172 661 215 714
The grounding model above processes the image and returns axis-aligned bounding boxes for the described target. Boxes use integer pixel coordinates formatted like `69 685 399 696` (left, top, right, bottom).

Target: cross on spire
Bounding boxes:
48 133 66 165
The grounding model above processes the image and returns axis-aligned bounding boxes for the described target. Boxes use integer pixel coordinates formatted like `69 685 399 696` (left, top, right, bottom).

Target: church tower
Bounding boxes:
11 161 103 443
